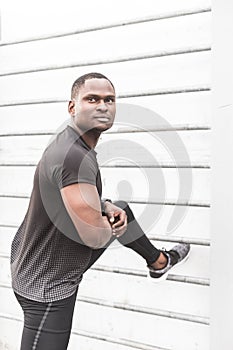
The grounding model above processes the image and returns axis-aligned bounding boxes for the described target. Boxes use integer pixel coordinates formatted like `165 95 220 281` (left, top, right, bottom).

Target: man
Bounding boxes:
11 72 190 350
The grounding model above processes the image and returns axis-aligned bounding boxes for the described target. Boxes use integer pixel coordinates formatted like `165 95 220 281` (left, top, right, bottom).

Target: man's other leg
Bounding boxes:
114 201 190 279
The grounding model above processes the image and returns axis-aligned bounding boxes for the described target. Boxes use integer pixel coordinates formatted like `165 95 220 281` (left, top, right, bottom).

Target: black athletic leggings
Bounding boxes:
15 201 160 350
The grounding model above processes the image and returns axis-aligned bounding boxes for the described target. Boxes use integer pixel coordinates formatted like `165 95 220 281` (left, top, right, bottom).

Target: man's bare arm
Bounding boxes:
61 183 112 249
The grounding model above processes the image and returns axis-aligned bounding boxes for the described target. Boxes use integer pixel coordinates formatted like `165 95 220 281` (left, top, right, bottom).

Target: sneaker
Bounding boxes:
148 243 190 281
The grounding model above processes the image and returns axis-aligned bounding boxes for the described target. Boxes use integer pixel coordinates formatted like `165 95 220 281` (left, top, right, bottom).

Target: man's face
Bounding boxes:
69 78 116 134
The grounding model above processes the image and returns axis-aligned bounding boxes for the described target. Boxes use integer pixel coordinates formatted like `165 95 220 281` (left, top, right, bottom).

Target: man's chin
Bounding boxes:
95 122 113 133
78 122 113 135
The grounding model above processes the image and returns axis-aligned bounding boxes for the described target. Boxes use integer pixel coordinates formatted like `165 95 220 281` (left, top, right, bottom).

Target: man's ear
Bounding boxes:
68 100 75 116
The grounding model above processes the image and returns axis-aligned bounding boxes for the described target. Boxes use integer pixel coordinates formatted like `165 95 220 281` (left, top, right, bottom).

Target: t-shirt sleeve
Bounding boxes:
52 145 98 190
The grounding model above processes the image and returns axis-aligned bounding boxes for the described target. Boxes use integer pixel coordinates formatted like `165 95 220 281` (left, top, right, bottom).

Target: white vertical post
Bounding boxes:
210 1 233 349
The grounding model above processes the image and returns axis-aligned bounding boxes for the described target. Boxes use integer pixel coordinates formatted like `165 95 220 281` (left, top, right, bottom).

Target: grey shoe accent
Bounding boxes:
148 243 190 281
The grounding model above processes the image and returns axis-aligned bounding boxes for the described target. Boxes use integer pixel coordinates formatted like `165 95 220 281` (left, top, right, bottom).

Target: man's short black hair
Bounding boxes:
71 72 115 99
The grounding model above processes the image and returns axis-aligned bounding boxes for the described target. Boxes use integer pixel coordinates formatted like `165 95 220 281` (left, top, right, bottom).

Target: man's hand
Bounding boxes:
103 201 127 238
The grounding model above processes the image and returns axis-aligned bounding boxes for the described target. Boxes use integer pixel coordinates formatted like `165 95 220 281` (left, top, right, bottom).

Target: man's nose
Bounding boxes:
96 101 108 112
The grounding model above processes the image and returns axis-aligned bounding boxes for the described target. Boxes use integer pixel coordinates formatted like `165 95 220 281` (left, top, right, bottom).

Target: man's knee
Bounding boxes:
113 200 129 211
113 200 136 224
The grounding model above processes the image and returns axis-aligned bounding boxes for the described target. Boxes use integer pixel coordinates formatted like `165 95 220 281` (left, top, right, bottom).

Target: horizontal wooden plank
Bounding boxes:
0 258 11 286
118 92 211 128
0 317 23 350
91 264 209 285
0 12 211 75
0 199 210 242
1 0 211 45
101 168 210 204
98 130 210 167
0 103 69 134
0 126 210 136
80 270 209 318
0 166 210 205
0 135 49 165
0 166 35 196
92 242 210 280
0 198 29 227
0 91 211 135
0 51 211 104
0 48 211 78
77 296 208 325
0 130 210 167
70 330 169 350
72 302 209 349
0 227 15 256
121 204 210 242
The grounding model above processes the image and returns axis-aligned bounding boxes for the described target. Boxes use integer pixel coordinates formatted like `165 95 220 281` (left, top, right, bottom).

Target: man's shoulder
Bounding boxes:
43 126 85 161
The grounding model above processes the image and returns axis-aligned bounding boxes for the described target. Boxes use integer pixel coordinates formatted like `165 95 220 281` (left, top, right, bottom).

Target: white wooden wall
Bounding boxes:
0 1 211 349
210 0 233 348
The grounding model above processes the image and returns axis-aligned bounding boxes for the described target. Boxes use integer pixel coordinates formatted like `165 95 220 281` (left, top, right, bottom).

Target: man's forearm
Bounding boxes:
87 216 112 249
71 212 112 249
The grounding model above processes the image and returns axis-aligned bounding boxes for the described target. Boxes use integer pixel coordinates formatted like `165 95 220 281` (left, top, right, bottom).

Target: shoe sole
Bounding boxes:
148 248 191 283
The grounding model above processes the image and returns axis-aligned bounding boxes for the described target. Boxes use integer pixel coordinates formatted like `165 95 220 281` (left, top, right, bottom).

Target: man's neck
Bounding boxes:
70 121 100 149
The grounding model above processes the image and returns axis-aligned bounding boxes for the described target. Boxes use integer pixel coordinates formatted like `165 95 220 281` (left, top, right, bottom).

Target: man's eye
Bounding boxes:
88 97 96 102
105 98 115 104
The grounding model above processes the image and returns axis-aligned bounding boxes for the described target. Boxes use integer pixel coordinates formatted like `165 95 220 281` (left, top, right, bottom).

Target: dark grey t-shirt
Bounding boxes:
11 126 102 302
